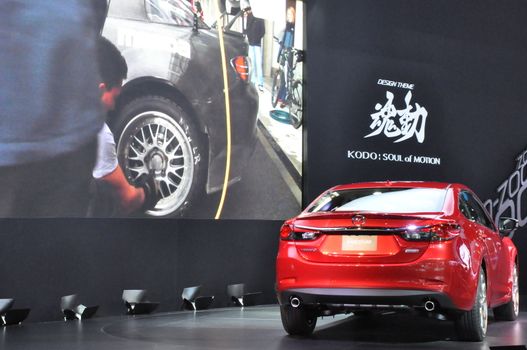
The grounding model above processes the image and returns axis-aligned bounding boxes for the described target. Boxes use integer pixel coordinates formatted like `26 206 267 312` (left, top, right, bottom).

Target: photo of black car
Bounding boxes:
103 0 259 217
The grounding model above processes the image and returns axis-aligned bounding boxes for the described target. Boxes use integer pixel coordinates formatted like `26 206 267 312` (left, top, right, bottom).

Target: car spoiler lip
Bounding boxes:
298 211 442 219
293 224 425 234
293 212 449 234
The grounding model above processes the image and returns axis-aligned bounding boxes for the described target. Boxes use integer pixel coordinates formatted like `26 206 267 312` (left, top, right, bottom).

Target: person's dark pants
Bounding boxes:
86 179 119 218
0 139 97 217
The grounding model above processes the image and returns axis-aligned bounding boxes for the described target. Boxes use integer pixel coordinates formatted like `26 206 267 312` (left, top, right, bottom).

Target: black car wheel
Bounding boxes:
271 69 284 108
456 269 488 341
289 79 303 129
114 95 204 217
280 305 317 336
493 263 519 321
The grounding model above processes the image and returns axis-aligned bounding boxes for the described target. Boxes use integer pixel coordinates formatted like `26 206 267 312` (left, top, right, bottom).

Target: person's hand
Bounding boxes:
138 175 161 211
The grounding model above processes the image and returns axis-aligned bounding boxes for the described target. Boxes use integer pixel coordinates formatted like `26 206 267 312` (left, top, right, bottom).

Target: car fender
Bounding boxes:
465 237 487 308
502 236 518 291
502 236 518 263
116 77 206 134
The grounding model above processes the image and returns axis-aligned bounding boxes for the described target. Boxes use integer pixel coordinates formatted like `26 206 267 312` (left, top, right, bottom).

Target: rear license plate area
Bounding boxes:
342 235 378 251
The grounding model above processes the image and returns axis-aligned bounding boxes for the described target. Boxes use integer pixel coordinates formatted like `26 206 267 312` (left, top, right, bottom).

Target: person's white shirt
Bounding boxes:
93 123 118 179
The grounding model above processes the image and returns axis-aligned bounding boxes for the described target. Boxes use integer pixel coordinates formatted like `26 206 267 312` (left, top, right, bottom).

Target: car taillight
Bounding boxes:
230 56 250 82
280 224 320 241
279 224 293 240
401 223 462 242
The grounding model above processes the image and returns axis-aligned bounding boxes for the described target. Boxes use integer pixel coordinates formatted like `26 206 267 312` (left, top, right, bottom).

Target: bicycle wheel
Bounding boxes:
289 79 303 129
271 69 284 108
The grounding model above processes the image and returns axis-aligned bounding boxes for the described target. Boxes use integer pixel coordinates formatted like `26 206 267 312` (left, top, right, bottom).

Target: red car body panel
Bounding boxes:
276 181 517 313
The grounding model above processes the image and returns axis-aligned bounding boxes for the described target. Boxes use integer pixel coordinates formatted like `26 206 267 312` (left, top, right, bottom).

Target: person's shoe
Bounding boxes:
258 85 264 92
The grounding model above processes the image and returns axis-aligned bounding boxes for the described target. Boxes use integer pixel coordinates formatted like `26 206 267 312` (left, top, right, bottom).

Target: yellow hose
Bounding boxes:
213 6 232 220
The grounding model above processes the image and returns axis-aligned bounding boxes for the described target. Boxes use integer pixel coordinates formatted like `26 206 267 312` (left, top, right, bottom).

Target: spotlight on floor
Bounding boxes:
227 283 262 307
60 294 99 321
0 299 30 326
122 290 159 315
181 286 214 311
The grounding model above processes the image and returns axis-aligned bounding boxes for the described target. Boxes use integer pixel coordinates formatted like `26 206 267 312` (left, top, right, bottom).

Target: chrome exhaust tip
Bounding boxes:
424 300 435 312
290 297 301 308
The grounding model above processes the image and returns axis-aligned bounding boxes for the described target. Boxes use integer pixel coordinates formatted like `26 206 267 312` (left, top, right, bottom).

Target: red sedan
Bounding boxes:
276 181 519 341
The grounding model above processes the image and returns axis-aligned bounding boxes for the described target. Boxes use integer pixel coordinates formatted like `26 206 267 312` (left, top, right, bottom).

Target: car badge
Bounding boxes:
352 214 366 226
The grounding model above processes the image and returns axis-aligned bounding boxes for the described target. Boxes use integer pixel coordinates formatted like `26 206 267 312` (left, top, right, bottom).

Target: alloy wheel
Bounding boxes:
513 264 519 318
479 272 488 335
117 111 195 216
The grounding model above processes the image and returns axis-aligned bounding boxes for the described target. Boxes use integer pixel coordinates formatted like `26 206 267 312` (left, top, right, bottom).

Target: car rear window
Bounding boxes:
307 187 447 214
145 0 207 28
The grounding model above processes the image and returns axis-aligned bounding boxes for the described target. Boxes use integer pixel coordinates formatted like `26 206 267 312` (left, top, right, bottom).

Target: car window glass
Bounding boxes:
458 194 474 221
307 188 447 213
145 0 207 28
462 191 494 230
459 196 476 221
108 0 147 20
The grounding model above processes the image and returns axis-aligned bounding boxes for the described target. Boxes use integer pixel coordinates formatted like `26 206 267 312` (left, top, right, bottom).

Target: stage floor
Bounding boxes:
1 305 526 349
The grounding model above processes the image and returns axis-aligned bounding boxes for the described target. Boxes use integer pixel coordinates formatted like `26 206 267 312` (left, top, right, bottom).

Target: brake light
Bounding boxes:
230 56 250 82
279 224 320 241
401 224 462 242
280 224 294 240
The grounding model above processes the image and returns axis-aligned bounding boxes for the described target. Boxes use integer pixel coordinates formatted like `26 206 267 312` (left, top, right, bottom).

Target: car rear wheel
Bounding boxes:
455 269 488 341
493 263 519 321
280 305 317 336
114 95 204 217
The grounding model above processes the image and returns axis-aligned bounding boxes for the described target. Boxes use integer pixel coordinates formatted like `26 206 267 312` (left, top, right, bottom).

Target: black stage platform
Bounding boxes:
1 305 526 349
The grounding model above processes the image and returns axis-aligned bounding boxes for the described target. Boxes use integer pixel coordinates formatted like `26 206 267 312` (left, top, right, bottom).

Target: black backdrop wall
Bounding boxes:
4 0 527 322
305 0 527 200
0 219 279 322
305 0 527 295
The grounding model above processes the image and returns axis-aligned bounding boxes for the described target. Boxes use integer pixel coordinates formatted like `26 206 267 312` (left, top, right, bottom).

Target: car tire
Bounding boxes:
455 269 488 341
113 95 205 217
280 305 317 336
493 263 519 321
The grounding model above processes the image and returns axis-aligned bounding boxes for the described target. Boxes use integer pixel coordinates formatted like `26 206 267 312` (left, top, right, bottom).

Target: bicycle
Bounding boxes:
271 37 304 129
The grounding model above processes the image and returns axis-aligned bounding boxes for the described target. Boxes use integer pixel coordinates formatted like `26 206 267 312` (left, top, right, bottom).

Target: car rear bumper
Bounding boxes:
277 288 458 311
276 239 478 311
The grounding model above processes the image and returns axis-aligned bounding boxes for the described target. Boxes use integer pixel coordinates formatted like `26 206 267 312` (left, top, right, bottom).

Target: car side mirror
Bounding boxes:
498 217 519 237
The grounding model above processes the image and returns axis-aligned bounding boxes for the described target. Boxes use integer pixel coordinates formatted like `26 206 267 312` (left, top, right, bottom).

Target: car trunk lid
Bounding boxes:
293 212 441 264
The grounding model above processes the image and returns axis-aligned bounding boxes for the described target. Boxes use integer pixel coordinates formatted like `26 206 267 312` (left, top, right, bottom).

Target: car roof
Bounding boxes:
108 0 147 21
331 181 465 191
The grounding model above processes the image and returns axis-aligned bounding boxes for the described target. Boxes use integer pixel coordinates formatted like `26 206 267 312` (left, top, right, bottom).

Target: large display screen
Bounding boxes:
0 0 304 220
